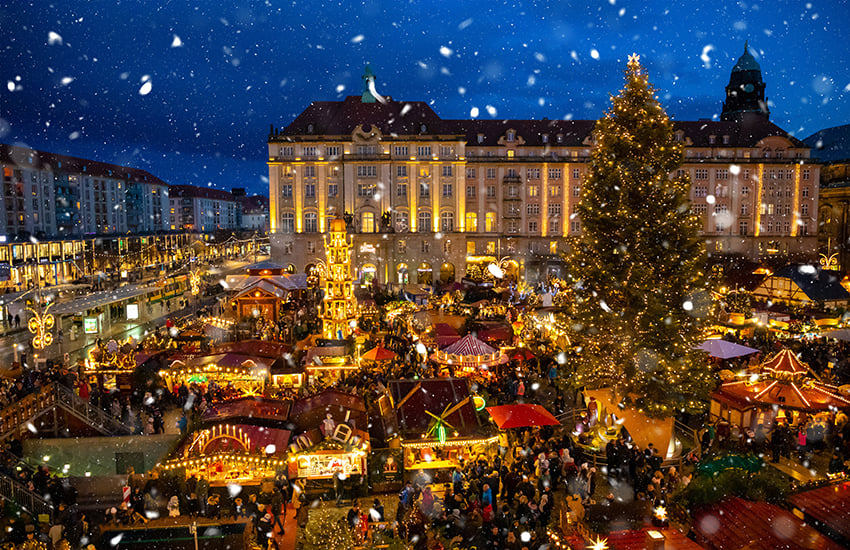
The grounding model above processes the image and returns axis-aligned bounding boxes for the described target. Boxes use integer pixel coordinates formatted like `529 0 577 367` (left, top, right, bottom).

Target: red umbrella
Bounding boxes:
361 346 398 362
486 404 560 429
512 349 535 361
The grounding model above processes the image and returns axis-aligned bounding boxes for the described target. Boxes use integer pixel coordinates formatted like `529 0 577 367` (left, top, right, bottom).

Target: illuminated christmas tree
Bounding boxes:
564 54 713 416
322 218 358 340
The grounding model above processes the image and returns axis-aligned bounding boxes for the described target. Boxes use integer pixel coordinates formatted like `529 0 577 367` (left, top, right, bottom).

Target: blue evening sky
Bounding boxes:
1 0 848 196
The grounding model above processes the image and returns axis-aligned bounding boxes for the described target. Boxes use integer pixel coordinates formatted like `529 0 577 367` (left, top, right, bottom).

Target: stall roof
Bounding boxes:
389 378 480 437
486 404 560 429
788 481 850 545
692 497 844 550
605 527 703 550
201 397 291 424
214 340 292 359
170 353 275 371
289 388 368 433
50 285 159 315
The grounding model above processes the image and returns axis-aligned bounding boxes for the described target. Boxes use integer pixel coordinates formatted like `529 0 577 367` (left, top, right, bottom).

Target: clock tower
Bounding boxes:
721 42 769 121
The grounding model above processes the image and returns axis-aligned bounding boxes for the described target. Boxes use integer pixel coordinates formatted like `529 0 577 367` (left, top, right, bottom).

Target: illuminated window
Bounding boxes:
485 213 496 232
550 185 561 197
466 241 475 254
465 212 478 232
550 241 558 254
486 241 496 254
419 166 431 178
361 212 375 233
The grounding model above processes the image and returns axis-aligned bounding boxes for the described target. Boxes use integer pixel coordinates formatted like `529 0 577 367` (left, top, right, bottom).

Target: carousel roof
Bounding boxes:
169 353 275 372
442 334 498 355
714 348 850 411
761 348 815 378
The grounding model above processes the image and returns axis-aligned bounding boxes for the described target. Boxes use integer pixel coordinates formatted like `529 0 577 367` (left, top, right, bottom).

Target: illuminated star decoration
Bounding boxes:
27 302 55 349
587 535 609 550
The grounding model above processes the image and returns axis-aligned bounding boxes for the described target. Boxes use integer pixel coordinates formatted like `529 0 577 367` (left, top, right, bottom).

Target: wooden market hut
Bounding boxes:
389 378 498 483
226 261 308 323
711 348 850 430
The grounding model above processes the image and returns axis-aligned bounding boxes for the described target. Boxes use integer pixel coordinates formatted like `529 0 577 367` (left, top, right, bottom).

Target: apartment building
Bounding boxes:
0 144 171 238
168 185 240 232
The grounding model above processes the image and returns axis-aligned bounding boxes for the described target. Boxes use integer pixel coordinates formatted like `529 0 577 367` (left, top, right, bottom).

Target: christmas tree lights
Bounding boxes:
563 54 714 416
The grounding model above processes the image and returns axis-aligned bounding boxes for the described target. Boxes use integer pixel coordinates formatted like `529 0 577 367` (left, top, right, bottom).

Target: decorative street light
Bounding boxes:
27 301 54 350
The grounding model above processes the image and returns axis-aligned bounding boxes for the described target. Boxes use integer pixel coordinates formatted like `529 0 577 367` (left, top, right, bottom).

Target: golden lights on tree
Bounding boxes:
190 269 202 295
563 53 713 416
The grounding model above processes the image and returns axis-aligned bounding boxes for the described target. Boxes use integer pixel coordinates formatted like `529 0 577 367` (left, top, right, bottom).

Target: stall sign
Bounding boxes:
296 453 363 479
84 317 99 334
126 304 139 320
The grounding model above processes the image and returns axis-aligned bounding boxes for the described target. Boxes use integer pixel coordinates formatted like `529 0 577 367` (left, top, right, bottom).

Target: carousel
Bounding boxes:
161 423 290 486
712 348 850 430
430 334 509 377
159 353 271 397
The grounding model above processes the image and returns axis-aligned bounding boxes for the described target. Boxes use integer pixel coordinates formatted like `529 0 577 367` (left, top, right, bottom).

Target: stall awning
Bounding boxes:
51 284 160 315
486 404 560 429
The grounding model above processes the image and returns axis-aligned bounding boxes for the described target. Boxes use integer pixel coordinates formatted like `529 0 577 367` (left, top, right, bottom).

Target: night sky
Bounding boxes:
2 1 849 196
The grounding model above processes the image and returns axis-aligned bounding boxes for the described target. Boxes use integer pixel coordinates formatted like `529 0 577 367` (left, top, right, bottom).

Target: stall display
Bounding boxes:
82 338 138 391
162 423 290 486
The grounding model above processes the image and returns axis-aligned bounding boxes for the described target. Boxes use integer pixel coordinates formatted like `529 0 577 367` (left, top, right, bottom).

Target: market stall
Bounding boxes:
389 378 498 483
162 423 290 487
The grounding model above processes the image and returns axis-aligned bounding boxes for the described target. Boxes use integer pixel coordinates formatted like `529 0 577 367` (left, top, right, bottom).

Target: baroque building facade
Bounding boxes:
268 50 819 285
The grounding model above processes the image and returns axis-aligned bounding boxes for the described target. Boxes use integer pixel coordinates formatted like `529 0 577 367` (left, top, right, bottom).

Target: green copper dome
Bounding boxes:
732 41 761 73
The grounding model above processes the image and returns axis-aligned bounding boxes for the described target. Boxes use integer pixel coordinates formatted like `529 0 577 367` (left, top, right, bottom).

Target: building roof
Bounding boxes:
692 497 844 550
0 143 168 185
273 97 804 148
773 265 850 302
169 184 237 202
240 195 269 214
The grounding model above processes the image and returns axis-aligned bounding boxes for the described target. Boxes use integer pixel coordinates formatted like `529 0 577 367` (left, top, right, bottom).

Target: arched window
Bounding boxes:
440 211 454 232
304 212 317 233
418 211 432 232
281 212 294 233
465 212 478 232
